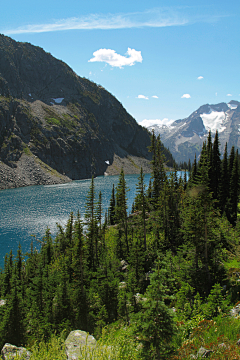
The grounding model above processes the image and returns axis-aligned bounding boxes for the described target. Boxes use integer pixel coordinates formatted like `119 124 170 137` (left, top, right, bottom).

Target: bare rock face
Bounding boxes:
0 34 157 189
1 343 31 360
65 330 96 360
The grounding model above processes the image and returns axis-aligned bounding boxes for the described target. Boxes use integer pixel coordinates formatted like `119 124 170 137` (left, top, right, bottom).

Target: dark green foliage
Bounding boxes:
212 130 222 200
115 168 129 257
133 257 176 359
0 133 240 359
227 150 239 225
219 143 229 214
109 184 115 225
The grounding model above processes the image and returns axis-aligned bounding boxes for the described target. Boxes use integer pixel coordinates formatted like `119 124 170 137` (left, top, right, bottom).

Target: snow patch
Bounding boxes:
228 103 238 110
52 98 64 104
200 111 226 133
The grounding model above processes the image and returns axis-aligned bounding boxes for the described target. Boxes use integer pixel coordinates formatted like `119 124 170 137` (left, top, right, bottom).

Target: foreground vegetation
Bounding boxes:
1 130 240 359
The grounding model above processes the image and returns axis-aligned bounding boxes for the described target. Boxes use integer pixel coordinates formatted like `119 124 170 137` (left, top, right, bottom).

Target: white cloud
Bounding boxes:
198 76 203 80
89 48 142 68
137 95 149 100
139 118 174 128
215 92 218 96
227 94 232 96
2 8 225 35
152 95 158 98
181 94 191 98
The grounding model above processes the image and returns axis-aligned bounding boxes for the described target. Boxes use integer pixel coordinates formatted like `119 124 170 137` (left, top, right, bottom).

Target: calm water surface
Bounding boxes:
0 172 186 268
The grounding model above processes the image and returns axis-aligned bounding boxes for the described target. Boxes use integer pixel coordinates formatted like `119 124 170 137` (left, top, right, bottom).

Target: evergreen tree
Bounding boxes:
190 154 197 185
212 130 221 200
133 257 175 359
115 168 129 257
180 149 218 292
219 143 229 214
109 184 116 225
229 146 235 175
227 150 239 225
134 167 147 253
149 132 166 207
96 191 103 230
85 176 97 269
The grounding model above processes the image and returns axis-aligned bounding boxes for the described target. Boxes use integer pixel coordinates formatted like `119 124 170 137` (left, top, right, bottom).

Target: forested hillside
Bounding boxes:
0 131 240 359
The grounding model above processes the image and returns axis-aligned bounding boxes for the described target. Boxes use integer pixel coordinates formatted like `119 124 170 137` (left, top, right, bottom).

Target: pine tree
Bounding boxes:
180 149 217 292
85 176 97 269
115 168 129 257
219 143 229 214
133 257 175 359
149 132 166 207
227 150 239 225
109 184 116 225
212 130 221 200
134 167 147 252
96 191 103 230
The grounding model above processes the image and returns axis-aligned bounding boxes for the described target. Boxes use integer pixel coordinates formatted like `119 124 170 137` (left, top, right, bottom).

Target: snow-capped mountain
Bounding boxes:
144 101 240 163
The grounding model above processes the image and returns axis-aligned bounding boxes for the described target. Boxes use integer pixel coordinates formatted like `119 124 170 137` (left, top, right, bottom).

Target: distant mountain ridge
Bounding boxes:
0 34 161 189
144 100 240 163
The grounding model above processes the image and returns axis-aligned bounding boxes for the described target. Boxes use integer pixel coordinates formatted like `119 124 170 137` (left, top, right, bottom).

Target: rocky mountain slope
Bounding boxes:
145 100 240 163
0 34 154 189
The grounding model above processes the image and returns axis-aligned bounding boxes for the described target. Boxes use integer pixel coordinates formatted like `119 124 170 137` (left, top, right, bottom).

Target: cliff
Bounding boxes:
0 35 153 189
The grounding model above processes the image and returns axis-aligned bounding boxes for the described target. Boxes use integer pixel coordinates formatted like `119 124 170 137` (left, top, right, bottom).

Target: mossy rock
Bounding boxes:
65 330 96 360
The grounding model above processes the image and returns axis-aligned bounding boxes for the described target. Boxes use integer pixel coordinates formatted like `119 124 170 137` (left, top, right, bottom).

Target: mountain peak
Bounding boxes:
143 101 240 163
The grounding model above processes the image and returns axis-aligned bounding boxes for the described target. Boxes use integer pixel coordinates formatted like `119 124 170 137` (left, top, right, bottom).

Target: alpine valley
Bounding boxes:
0 34 175 190
144 100 240 163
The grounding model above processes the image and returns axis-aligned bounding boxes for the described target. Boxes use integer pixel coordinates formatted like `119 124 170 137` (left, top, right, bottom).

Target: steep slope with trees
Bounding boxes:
1 131 240 359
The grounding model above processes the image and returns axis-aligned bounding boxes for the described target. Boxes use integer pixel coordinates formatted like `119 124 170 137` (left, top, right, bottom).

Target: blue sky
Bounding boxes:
1 0 239 127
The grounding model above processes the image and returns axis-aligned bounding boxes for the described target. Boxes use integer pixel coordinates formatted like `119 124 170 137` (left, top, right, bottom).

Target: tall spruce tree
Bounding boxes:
212 130 222 201
109 184 116 225
227 150 239 225
133 257 176 359
134 167 147 253
149 132 166 207
219 143 229 214
115 168 129 257
85 176 97 270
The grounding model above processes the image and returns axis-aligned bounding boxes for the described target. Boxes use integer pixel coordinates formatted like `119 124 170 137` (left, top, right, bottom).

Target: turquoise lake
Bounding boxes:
0 172 187 268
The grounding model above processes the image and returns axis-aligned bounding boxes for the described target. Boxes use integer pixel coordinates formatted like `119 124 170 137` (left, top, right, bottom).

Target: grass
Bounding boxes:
23 146 32 156
21 324 139 360
171 315 240 359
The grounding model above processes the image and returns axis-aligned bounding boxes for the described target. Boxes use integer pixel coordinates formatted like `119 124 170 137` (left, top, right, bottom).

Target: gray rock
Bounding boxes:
1 343 31 360
230 304 240 318
197 346 213 358
65 330 96 360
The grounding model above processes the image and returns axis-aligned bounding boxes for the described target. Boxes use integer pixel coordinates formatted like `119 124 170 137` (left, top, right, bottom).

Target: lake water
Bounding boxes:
0 171 187 268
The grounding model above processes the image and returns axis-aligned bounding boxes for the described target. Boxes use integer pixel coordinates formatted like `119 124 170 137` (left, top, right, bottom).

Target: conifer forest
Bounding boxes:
1 131 240 359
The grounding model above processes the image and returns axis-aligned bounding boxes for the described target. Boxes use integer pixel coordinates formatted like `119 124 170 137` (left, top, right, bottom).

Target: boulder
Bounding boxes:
1 343 31 360
65 330 96 360
197 346 213 358
230 304 240 317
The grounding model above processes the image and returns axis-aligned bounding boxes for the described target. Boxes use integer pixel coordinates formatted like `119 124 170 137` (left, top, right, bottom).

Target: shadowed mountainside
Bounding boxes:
0 35 170 189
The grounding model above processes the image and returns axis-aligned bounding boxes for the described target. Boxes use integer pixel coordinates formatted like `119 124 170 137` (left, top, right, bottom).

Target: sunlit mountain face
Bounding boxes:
143 101 240 163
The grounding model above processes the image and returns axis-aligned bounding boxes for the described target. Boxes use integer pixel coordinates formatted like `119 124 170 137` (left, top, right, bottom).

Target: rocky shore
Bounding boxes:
0 153 71 190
